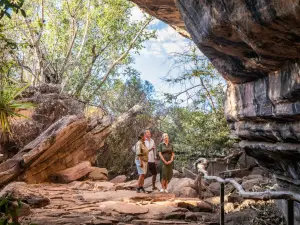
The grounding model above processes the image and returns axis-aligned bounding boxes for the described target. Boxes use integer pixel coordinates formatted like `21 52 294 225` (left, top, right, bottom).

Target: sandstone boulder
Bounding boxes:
164 212 185 220
0 104 143 186
173 187 198 198
177 201 213 213
110 175 127 184
50 161 94 183
88 168 108 181
208 182 220 196
0 182 50 208
185 212 198 221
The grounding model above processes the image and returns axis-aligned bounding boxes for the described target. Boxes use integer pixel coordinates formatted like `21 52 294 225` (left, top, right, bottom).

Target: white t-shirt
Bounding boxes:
144 138 156 163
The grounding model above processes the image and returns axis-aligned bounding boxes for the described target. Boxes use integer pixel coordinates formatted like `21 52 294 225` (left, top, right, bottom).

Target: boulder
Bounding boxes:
88 168 108 181
208 182 220 196
50 161 94 183
241 178 265 192
110 175 127 184
185 212 198 221
250 167 266 176
164 212 185 220
173 187 198 198
172 169 181 178
243 174 263 181
168 178 195 191
0 182 50 208
0 104 143 186
237 152 257 169
177 201 213 212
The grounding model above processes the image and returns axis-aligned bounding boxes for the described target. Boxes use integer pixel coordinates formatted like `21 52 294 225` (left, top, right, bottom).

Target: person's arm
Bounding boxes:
136 142 144 166
168 145 175 164
158 144 168 165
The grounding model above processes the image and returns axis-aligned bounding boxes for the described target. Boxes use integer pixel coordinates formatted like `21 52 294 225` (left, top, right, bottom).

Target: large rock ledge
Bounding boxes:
132 0 300 83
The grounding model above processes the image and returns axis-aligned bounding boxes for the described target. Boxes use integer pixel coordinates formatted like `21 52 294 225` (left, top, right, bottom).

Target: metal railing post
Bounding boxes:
287 200 294 225
220 183 225 225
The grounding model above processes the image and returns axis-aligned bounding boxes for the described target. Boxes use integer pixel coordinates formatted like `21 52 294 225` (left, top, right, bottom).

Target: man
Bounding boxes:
144 129 158 191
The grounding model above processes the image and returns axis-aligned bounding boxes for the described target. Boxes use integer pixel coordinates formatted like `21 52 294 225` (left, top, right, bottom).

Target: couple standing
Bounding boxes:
135 130 175 193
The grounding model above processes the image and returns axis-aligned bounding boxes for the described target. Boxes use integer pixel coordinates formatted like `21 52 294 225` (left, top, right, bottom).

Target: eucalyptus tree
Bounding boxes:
3 0 154 102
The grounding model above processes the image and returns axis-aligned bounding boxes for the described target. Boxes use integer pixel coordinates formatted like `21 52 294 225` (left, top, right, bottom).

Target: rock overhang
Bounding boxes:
131 0 300 83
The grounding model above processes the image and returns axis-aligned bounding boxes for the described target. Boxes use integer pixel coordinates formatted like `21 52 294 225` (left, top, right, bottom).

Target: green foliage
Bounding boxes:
0 196 21 225
1 0 155 103
97 73 157 175
161 107 233 169
98 68 156 116
161 44 234 168
0 79 34 133
0 0 25 20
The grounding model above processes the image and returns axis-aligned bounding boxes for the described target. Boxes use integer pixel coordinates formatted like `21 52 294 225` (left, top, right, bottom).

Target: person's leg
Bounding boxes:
152 174 156 189
165 180 169 192
141 174 145 186
160 179 165 192
149 162 158 190
137 175 142 187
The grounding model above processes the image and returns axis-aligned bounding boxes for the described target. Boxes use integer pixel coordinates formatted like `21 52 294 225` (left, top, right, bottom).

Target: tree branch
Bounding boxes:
199 77 217 113
76 0 90 59
88 18 152 100
59 17 78 78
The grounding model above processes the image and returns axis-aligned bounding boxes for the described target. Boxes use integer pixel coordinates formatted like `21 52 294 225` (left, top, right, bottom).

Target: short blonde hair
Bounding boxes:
162 133 168 139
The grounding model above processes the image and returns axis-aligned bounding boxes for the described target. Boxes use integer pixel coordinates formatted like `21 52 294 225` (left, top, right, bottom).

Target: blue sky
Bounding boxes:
130 7 194 98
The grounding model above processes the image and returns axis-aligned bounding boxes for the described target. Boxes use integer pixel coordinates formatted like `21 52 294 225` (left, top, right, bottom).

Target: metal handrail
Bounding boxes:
203 175 299 225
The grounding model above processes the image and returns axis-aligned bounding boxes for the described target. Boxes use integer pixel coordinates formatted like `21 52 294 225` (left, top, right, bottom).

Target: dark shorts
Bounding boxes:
148 162 157 175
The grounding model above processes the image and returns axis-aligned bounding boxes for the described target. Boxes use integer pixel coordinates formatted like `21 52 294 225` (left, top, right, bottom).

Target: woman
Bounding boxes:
158 133 175 193
135 132 149 193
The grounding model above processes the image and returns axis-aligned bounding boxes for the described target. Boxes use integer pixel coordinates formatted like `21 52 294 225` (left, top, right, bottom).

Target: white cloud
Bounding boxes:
130 6 145 22
131 7 200 61
139 25 190 59
130 6 160 26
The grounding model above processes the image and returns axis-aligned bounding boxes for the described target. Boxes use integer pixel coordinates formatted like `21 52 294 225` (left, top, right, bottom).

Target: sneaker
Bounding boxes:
136 187 141 193
152 187 159 191
164 189 169 193
160 189 164 193
140 187 146 193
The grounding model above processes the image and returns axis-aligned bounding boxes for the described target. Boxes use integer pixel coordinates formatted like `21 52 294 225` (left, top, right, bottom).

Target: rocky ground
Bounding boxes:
0 171 285 225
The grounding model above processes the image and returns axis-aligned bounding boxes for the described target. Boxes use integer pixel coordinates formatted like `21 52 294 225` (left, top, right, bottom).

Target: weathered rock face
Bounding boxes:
0 84 143 186
1 84 84 158
132 0 300 84
131 0 300 223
